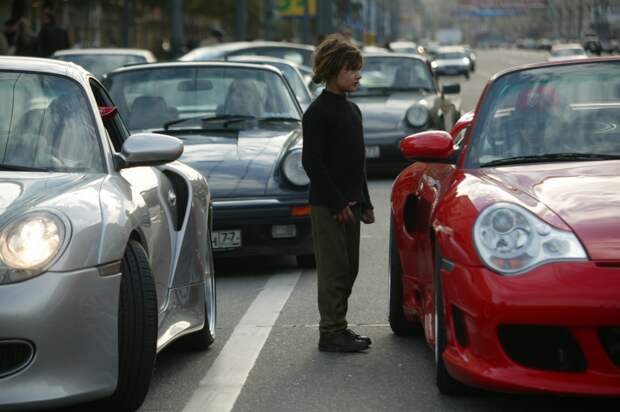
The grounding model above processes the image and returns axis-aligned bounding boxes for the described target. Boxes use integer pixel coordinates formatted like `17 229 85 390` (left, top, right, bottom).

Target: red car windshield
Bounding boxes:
466 62 620 167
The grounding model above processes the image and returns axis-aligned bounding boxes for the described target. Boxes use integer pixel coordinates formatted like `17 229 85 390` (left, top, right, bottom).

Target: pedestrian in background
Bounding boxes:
0 32 8 55
302 33 374 353
36 9 69 57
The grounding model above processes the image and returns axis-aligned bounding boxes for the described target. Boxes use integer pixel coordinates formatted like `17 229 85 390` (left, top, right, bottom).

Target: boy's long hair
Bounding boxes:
312 33 362 84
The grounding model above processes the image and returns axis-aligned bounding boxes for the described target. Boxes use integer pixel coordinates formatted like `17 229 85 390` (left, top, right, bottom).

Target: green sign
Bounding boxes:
277 0 316 17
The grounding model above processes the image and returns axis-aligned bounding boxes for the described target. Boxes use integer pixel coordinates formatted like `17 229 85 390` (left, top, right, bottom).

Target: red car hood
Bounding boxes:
480 161 620 260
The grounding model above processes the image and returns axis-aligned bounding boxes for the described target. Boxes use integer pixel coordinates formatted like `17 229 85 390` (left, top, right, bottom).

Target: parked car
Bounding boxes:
51 48 156 80
389 57 620 396
179 41 314 68
348 53 461 170
548 43 588 62
0 57 216 411
105 61 315 266
430 46 471 79
227 55 313 110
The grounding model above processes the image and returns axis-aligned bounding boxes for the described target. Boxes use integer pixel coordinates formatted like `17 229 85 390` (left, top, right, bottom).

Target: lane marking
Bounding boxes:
182 270 301 412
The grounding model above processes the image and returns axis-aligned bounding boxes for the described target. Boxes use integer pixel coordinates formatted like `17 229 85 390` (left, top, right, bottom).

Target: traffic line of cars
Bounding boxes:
1 42 618 411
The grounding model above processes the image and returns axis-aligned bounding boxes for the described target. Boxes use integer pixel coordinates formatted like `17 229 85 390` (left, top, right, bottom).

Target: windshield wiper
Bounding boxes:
0 163 51 172
258 116 301 123
164 115 256 130
481 153 620 167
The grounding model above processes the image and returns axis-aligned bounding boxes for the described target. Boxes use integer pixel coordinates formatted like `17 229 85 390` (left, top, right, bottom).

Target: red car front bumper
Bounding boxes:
441 260 620 396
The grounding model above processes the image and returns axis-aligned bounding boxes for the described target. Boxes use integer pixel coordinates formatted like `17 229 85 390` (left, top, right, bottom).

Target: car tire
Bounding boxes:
464 72 470 80
433 242 468 395
182 243 216 351
296 253 316 268
106 240 157 411
389 216 422 336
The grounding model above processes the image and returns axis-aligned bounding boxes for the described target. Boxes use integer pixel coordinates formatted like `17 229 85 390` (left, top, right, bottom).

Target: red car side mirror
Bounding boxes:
400 130 454 162
99 106 118 120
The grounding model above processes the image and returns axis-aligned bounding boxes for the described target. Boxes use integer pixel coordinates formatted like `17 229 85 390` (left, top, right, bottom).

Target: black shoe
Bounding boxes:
344 328 372 345
319 329 370 353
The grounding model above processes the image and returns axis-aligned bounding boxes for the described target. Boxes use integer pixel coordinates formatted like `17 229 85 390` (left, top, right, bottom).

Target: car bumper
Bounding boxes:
440 260 620 396
212 197 313 257
0 266 121 411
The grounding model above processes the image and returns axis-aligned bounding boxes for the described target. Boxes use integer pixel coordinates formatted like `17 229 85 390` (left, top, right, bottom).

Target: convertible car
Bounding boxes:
390 57 620 395
104 61 314 266
0 57 216 411
349 53 461 170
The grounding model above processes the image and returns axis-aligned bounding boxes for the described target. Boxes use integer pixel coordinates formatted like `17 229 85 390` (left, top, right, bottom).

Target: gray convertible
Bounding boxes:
0 57 216 411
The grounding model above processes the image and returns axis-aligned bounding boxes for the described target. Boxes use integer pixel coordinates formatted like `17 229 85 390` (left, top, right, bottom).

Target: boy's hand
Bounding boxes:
361 208 375 224
333 206 356 224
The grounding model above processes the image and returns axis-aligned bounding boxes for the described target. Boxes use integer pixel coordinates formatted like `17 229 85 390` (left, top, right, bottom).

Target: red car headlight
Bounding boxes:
473 202 587 275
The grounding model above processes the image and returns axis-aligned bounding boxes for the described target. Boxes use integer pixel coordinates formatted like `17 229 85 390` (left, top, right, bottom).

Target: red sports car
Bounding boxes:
389 57 620 396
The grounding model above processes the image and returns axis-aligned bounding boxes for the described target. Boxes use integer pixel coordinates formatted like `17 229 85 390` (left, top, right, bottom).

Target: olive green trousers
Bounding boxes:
310 205 361 333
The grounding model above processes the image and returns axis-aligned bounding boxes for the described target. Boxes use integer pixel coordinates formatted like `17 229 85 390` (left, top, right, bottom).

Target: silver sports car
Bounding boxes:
0 57 216 411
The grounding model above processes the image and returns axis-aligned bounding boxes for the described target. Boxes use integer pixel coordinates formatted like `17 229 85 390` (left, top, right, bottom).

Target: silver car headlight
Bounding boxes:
282 149 309 186
0 211 68 283
473 203 587 275
406 105 429 127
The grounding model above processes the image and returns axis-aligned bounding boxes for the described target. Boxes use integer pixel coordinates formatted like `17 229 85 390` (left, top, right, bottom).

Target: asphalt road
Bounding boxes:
58 49 615 412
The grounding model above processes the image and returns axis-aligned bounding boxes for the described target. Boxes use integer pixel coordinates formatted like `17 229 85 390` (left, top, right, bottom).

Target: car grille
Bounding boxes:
498 325 586 372
0 340 34 378
599 327 620 368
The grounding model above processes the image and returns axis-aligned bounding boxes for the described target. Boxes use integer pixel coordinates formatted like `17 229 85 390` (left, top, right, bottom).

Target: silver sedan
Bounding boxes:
0 57 216 411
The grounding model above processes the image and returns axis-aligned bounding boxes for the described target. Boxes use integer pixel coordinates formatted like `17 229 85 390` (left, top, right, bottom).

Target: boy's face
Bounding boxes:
335 66 362 93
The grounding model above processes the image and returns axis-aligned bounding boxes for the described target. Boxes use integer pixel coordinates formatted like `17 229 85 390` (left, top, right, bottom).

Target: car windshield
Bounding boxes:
55 53 147 79
437 52 466 60
106 66 300 132
353 57 435 93
0 71 104 173
467 62 620 167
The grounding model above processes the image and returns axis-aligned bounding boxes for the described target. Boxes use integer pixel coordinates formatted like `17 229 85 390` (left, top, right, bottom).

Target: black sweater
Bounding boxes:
302 89 372 214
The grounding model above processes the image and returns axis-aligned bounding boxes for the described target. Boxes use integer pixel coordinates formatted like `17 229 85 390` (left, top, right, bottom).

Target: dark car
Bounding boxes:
348 53 461 170
105 62 314 267
179 41 315 68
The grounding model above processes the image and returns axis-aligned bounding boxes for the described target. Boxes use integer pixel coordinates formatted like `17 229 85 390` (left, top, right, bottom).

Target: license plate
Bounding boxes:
365 145 380 159
212 230 241 250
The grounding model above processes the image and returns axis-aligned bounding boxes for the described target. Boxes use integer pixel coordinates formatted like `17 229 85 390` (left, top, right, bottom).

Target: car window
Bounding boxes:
0 71 104 172
105 66 301 132
354 57 435 92
467 62 620 166
268 62 311 104
55 54 146 79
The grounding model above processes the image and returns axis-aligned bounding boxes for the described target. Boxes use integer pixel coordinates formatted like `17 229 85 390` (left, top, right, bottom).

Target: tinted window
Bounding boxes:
106 67 300 131
467 62 620 166
0 71 104 172
354 57 435 92
56 54 146 78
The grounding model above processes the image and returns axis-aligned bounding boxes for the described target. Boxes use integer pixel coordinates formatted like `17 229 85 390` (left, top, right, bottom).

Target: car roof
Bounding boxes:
363 52 428 63
181 41 314 59
106 60 285 77
551 43 584 50
226 54 300 67
52 48 155 57
437 46 466 52
491 55 620 82
0 56 92 82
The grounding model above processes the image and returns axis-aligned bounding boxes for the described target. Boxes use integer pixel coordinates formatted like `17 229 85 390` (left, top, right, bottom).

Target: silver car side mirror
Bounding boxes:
116 133 183 169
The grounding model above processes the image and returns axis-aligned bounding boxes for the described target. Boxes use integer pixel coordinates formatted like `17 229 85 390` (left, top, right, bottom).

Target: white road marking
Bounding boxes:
182 270 301 412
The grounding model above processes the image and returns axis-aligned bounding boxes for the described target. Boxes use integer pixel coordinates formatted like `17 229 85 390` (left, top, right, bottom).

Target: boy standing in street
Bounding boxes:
302 34 374 353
